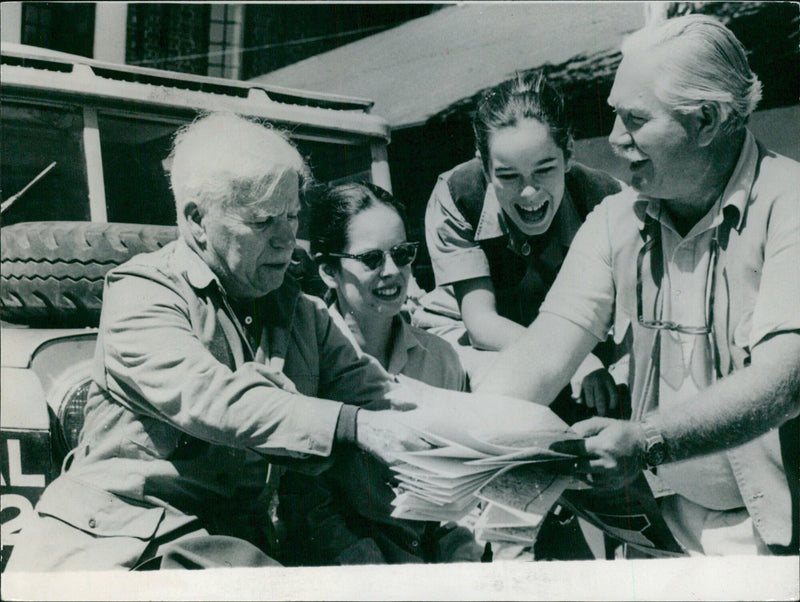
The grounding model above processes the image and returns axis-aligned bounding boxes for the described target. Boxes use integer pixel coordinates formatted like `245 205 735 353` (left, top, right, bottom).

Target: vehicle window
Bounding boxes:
1 103 89 225
294 138 374 240
296 138 373 185
98 113 185 226
96 116 377 230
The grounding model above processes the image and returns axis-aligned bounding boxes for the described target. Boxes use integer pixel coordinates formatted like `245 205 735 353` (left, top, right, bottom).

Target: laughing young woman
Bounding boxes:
423 71 625 419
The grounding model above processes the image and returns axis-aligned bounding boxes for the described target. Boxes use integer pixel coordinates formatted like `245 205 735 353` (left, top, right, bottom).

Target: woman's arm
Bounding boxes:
454 277 527 351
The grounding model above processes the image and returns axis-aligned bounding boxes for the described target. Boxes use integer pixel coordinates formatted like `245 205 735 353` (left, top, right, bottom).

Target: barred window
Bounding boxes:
21 3 95 58
207 4 243 79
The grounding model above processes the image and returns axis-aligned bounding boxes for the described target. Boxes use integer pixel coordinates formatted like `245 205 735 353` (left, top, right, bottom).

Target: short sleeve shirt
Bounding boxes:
425 159 620 326
540 130 800 362
538 131 800 539
328 304 467 391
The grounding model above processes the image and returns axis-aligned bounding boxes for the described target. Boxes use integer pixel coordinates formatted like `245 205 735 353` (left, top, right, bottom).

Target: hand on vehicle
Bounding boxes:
356 409 432 465
570 417 646 490
580 368 619 417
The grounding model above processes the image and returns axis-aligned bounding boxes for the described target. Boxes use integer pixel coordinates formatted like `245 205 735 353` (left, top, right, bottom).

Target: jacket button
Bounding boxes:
88 518 97 528
411 540 419 548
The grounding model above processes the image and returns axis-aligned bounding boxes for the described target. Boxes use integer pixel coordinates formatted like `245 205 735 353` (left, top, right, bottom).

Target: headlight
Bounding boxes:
47 361 93 459
57 378 92 451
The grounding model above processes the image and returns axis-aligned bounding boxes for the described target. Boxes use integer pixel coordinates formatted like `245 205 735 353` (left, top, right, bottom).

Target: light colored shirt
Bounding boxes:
538 130 800 546
643 146 758 509
328 304 467 392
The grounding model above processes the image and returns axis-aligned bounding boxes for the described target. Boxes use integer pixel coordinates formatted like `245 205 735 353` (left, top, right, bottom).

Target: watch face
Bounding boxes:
647 441 666 467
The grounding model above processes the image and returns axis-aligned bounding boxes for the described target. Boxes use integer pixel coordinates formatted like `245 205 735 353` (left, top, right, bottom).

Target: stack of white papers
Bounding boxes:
389 391 585 543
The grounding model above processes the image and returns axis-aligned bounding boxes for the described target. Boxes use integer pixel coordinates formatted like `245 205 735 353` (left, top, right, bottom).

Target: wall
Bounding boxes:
0 2 22 43
93 2 128 64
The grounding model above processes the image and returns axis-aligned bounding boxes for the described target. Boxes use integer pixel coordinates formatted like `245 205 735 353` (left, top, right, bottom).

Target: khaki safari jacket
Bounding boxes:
16 238 394 569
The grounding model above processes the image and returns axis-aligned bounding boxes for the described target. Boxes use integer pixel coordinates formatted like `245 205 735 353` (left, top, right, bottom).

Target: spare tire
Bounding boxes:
1 221 178 326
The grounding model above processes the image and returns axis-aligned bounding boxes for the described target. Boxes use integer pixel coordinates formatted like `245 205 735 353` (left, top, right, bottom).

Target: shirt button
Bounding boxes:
88 518 97 529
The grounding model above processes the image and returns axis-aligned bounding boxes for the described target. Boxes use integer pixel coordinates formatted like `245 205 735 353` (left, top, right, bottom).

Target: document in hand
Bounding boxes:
389 392 582 526
389 389 687 556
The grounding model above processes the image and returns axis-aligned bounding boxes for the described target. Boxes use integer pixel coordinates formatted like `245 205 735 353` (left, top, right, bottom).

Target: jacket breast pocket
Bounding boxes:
285 337 320 396
287 371 320 396
30 475 166 570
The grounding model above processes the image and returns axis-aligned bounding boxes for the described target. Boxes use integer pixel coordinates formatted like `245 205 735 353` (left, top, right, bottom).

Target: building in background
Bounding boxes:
1 2 439 78
250 1 800 288
2 2 797 289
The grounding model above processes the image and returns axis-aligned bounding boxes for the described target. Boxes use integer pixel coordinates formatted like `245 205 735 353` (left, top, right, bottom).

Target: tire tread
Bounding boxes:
1 222 177 325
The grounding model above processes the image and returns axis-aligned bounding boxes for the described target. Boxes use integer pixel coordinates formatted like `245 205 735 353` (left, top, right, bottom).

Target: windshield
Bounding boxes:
1 103 89 225
2 102 379 229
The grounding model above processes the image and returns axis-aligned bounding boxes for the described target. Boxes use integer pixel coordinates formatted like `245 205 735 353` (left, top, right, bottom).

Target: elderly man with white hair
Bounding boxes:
477 14 799 556
7 113 429 571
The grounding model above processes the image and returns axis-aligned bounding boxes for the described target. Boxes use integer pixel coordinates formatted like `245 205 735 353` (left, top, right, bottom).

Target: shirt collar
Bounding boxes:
474 181 582 248
327 303 419 373
717 128 758 231
174 237 220 290
633 129 758 232
327 303 361 352
473 182 505 242
386 316 421 375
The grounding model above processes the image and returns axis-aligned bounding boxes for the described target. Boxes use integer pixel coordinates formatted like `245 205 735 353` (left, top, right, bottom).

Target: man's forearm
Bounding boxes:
652 333 800 463
476 313 600 403
464 312 526 351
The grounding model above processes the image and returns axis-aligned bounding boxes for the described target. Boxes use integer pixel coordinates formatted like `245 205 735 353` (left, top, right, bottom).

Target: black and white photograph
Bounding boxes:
1 2 798 600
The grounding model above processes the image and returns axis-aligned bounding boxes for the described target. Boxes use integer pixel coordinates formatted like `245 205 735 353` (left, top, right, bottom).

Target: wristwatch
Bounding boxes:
640 418 666 469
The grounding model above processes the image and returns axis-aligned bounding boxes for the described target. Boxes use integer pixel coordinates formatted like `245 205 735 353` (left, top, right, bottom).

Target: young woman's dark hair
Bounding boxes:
473 70 573 172
308 181 409 262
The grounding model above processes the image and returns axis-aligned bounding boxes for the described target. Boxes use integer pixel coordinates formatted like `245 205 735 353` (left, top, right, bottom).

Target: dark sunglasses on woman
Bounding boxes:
324 242 419 271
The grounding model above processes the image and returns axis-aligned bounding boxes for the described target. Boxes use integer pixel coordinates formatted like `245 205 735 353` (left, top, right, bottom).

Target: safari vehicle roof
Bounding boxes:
0 42 391 145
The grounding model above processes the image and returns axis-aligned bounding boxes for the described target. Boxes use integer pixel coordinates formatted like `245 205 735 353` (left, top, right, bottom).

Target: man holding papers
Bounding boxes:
477 15 799 556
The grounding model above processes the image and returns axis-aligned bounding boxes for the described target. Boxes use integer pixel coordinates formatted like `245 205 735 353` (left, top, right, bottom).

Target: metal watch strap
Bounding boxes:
641 418 666 469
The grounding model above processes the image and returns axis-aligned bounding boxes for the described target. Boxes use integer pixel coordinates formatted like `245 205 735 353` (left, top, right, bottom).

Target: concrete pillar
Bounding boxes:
1 2 23 44
228 3 244 79
93 2 127 64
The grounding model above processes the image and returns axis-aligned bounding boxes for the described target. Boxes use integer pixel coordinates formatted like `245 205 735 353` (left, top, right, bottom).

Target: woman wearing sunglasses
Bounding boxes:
422 71 626 421
277 182 483 566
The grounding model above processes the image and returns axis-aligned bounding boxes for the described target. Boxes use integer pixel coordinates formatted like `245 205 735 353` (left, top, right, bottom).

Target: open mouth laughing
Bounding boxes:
514 199 550 225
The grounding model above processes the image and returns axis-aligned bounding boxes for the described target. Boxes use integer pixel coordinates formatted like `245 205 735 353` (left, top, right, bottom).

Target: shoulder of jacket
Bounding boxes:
105 241 178 283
